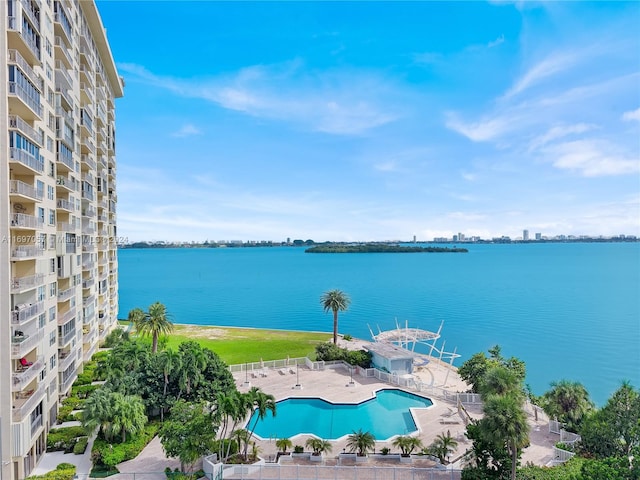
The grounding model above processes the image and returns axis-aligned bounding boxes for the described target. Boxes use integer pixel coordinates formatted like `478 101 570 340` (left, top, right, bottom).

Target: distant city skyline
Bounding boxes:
97 1 640 242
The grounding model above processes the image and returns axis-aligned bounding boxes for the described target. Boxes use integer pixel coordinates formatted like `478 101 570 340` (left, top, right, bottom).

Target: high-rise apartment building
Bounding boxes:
1 1 122 478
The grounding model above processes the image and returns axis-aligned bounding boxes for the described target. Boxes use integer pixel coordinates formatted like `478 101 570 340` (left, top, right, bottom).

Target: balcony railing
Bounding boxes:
83 342 98 362
12 301 44 326
82 278 95 289
82 243 95 253
56 150 74 171
58 350 75 371
11 330 43 358
20 0 41 31
11 246 44 259
54 10 73 42
57 286 74 301
11 273 45 293
83 207 96 218
10 213 43 230
56 175 79 191
9 115 42 146
58 328 76 347
6 16 41 60
54 35 72 65
82 154 97 170
55 61 73 90
12 384 46 423
55 106 73 124
57 221 75 232
59 368 77 394
8 81 42 118
12 356 44 392
9 179 43 201
56 198 74 211
83 294 96 306
9 147 44 173
82 224 95 235
8 49 42 91
82 259 95 270
58 307 76 325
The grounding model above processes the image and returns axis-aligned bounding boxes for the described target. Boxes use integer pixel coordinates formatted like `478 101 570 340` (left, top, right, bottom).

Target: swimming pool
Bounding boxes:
247 388 433 441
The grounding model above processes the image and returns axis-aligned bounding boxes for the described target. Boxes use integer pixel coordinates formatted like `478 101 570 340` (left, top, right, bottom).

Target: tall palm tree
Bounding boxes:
231 429 251 461
128 307 145 334
136 302 174 354
176 342 207 398
483 393 529 480
216 390 253 460
346 429 375 456
81 388 114 440
245 387 277 458
392 435 423 456
320 289 351 345
542 379 594 432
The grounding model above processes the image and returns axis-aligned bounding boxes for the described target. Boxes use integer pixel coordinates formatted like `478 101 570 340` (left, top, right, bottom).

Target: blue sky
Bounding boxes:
97 1 640 243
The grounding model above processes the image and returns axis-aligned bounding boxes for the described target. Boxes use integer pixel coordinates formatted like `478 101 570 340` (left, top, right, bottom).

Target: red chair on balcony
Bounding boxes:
20 357 33 368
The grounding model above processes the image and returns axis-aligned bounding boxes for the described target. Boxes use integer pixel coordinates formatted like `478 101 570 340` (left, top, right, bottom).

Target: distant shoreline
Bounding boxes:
305 244 468 253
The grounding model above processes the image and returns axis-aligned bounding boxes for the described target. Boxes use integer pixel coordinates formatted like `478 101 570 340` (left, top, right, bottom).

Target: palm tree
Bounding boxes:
216 391 253 460
109 393 148 443
482 393 529 480
320 289 351 344
231 429 251 461
276 438 293 454
346 429 375 456
392 435 423 456
306 438 332 456
176 341 207 398
428 431 458 464
81 388 114 440
128 307 145 333
245 388 277 458
135 302 174 354
542 380 594 432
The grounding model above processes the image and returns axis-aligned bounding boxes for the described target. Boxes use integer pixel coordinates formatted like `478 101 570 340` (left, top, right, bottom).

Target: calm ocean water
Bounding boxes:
117 243 640 405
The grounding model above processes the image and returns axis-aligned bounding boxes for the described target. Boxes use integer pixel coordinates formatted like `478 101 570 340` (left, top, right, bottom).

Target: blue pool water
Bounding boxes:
246 389 433 440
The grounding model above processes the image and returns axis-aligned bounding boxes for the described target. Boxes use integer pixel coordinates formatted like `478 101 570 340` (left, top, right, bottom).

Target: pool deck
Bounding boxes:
232 354 558 468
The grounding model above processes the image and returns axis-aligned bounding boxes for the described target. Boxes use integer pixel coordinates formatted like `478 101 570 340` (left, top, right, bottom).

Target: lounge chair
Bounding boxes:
279 368 287 375
289 368 296 374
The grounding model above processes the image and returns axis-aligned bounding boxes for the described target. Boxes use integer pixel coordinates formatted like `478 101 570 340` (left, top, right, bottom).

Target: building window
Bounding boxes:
49 161 55 177
50 258 56 272
49 306 56 323
38 207 45 222
49 234 56 249
39 313 46 329
49 331 56 346
38 233 46 249
47 185 54 200
37 286 46 302
49 209 56 225
49 282 56 297
37 180 45 197
50 354 57 370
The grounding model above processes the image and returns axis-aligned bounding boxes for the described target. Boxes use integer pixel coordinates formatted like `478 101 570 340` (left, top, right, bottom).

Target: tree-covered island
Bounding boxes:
305 243 468 253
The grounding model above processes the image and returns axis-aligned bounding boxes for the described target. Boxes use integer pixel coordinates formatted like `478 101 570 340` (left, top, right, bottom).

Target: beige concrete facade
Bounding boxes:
1 1 122 478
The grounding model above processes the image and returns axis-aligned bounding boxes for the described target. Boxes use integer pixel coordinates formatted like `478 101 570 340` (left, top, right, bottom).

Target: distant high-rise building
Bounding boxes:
523 229 529 241
535 232 542 240
412 235 416 243
1 2 123 478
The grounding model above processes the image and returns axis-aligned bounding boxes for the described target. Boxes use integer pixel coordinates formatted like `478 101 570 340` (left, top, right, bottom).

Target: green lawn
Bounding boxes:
120 322 331 365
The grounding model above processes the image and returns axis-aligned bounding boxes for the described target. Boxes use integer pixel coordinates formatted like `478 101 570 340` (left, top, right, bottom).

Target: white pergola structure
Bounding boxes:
368 319 461 385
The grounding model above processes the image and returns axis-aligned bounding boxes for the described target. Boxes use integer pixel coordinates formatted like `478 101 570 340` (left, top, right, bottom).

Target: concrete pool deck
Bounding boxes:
231 355 558 467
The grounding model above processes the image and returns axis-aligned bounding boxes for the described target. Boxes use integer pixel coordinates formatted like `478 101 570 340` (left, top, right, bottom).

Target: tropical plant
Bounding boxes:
346 429 375 456
135 302 174 354
175 341 207 398
392 435 423 456
276 438 293 454
320 289 351 345
230 429 251 461
109 393 147 443
428 431 458 463
216 391 252 460
81 388 114 440
245 388 276 458
305 438 332 456
542 380 594 432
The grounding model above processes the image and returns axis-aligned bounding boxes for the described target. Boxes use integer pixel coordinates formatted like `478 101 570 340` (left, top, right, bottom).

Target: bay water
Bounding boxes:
117 242 640 405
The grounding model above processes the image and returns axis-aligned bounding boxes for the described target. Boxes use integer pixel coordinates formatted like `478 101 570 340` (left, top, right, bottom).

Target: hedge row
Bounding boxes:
47 427 86 452
92 423 160 468
26 463 76 480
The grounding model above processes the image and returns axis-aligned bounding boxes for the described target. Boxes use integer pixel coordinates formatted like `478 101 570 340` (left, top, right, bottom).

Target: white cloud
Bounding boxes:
487 34 505 48
544 140 640 177
622 108 640 122
528 123 598 151
445 112 512 142
172 124 202 137
119 62 400 135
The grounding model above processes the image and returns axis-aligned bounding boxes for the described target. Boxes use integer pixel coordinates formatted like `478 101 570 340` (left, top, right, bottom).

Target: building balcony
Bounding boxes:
82 154 97 170
12 383 46 423
10 213 43 230
9 179 43 202
81 188 94 201
80 82 94 105
54 35 72 67
55 61 73 90
55 106 74 125
83 325 97 344
56 198 74 212
58 350 76 371
56 174 79 192
12 301 44 327
83 342 98 362
56 150 75 172
82 278 95 289
82 242 95 253
56 87 73 112
20 0 41 32
8 81 42 120
80 64 94 86
82 224 95 235
82 258 95 270
11 330 43 359
59 368 77 395
57 286 75 302
7 49 42 91
11 273 45 293
57 221 75 232
83 294 96 306
9 114 43 146
82 172 95 185
58 308 76 326
56 126 74 149
12 356 44 392
82 207 96 218
81 137 95 155
11 245 44 260
54 9 72 47
9 147 44 175
58 328 76 348
7 16 41 64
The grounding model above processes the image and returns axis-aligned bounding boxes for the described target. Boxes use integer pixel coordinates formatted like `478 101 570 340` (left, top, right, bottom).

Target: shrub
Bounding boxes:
47 427 86 452
72 384 99 399
62 396 83 410
343 334 353 341
293 445 304 454
56 404 75 423
74 437 89 454
92 423 159 468
25 463 76 480
380 447 390 455
74 371 93 386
